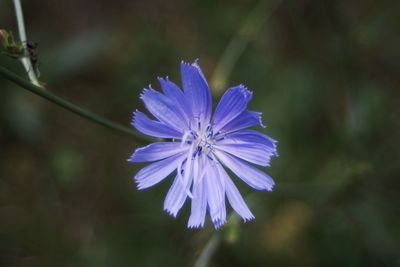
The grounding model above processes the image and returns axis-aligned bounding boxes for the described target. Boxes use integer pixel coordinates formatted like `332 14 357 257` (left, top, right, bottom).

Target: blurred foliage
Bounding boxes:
1 0 399 266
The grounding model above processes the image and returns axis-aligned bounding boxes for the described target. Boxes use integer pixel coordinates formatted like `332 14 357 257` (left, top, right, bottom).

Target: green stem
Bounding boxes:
210 0 282 93
193 232 222 267
0 65 152 142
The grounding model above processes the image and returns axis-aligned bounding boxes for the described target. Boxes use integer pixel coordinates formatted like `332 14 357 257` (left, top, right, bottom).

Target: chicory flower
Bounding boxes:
129 60 277 228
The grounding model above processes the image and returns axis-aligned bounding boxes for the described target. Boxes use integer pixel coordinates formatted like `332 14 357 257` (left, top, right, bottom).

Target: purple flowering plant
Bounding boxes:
129 60 277 229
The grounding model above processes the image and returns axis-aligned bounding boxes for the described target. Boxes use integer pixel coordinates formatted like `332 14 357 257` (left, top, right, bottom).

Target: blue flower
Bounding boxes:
129 60 277 228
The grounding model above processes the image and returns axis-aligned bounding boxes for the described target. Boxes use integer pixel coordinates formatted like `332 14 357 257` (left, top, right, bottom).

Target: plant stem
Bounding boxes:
0 65 152 142
193 232 222 267
12 0 41 87
210 0 282 93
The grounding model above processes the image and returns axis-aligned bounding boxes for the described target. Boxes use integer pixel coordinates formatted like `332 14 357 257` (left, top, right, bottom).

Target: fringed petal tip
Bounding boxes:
266 182 275 192
135 179 157 191
242 214 256 223
191 58 202 70
180 60 200 75
181 58 199 66
271 144 279 157
133 176 142 189
187 216 255 229
131 110 139 127
257 112 266 128
238 84 253 102
212 218 227 229
157 76 170 83
139 88 149 100
127 152 139 162
181 59 207 80
180 60 190 66
133 174 146 189
131 109 138 119
136 184 147 190
164 208 179 218
128 148 143 163
140 86 158 97
187 222 205 229
167 210 255 229
131 110 145 126
191 59 209 83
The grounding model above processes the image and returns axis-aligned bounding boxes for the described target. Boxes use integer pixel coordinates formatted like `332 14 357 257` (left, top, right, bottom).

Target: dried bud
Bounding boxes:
0 29 9 46
0 30 24 58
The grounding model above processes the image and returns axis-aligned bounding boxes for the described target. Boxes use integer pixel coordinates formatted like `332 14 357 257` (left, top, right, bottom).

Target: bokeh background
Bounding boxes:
1 0 399 266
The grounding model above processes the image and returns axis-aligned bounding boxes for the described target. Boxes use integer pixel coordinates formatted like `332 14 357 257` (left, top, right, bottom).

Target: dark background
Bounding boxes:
1 0 399 266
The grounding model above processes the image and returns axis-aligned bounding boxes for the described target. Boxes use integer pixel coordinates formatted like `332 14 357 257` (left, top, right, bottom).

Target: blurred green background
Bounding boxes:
1 0 399 266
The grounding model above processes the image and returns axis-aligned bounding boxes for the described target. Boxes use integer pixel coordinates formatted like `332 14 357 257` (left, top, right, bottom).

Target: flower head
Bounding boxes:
129 60 277 228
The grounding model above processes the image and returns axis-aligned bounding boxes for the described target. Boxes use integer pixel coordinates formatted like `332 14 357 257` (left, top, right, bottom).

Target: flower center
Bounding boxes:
191 131 210 156
189 122 226 158
181 120 226 159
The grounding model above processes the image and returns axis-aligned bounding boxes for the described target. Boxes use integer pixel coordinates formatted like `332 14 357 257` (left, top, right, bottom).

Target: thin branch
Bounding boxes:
0 65 153 142
12 0 41 87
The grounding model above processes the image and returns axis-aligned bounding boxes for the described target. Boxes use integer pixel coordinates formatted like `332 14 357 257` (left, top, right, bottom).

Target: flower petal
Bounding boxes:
135 152 186 190
163 174 188 217
214 150 275 191
222 130 277 155
217 164 254 221
180 60 212 124
220 110 265 134
132 111 182 139
204 159 226 228
212 85 253 132
187 176 207 228
141 88 189 131
129 142 189 162
158 77 192 123
181 144 195 198
215 143 273 166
